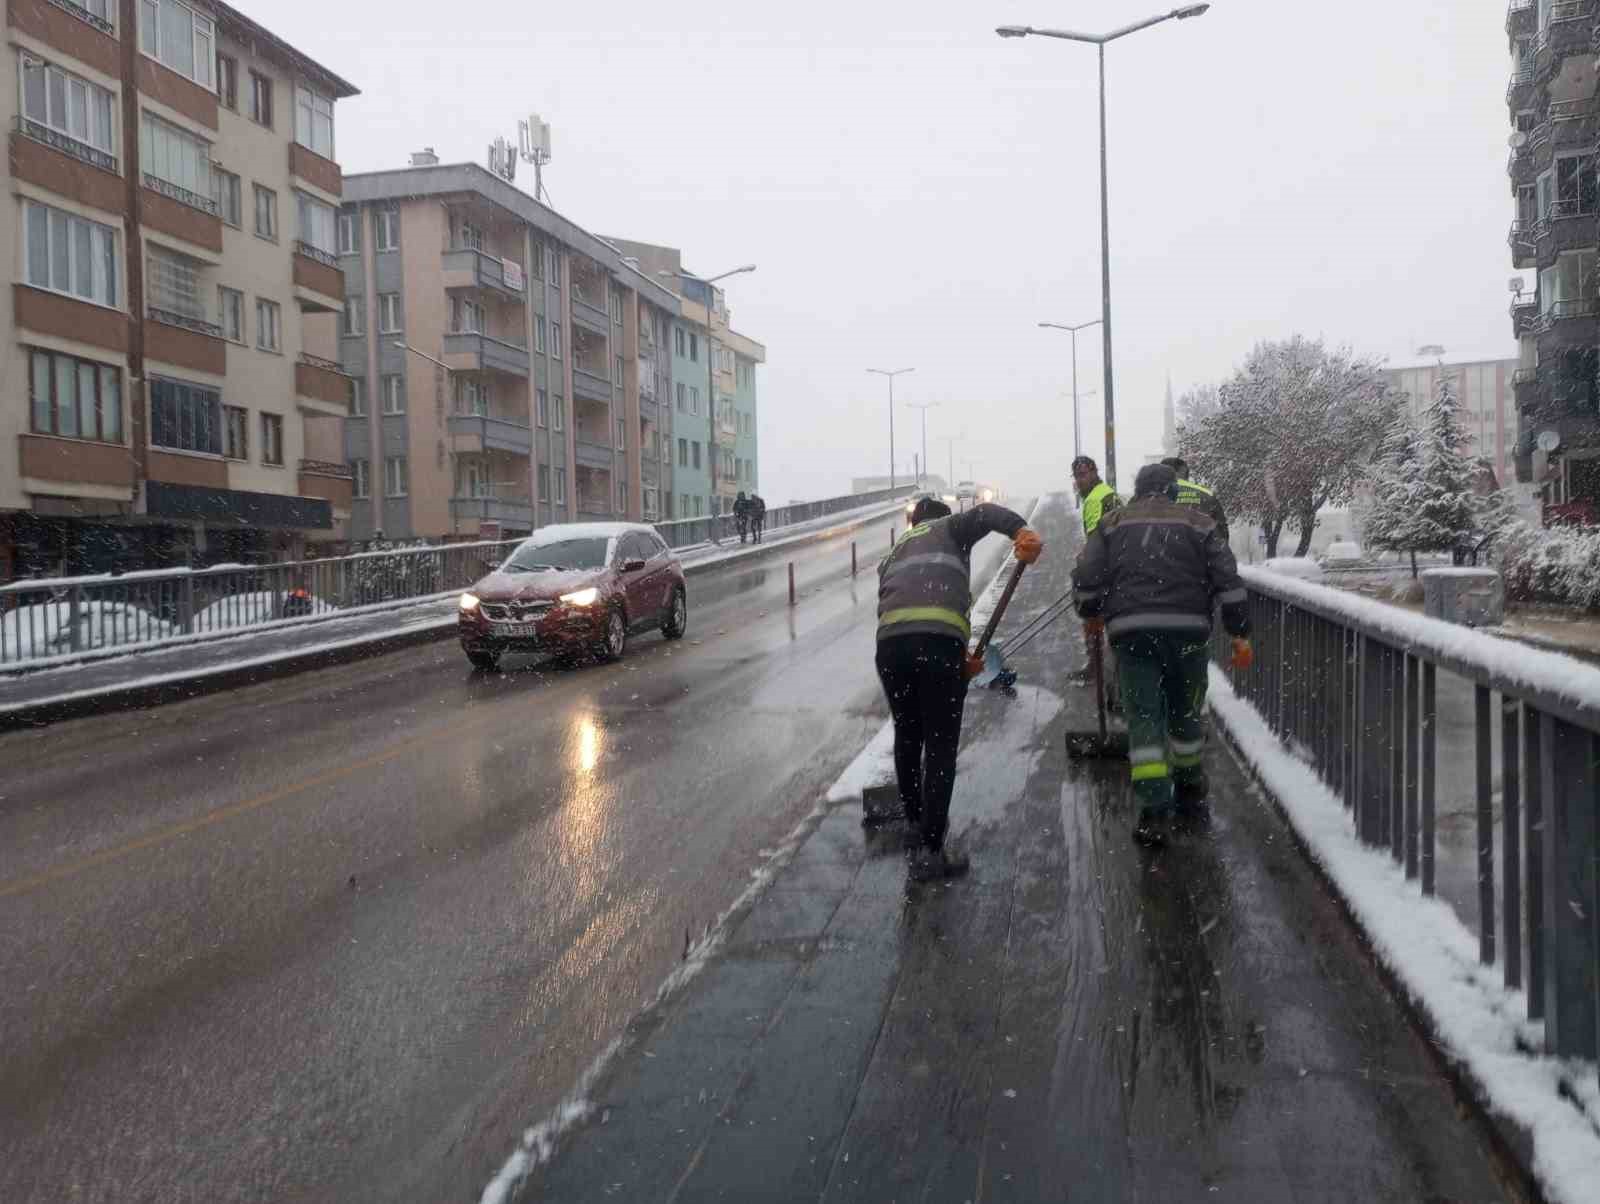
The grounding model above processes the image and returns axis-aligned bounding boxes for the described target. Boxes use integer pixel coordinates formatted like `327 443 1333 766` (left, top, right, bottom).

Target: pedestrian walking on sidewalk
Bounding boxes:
1071 463 1253 847
752 494 767 542
1160 456 1230 543
734 491 751 544
875 496 1042 880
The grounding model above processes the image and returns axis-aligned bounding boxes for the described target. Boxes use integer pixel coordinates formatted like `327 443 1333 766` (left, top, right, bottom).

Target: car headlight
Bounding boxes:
559 587 599 607
459 592 481 612
981 489 994 502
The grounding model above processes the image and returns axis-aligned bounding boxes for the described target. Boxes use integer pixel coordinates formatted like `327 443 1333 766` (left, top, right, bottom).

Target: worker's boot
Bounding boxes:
1173 773 1210 824
1133 807 1174 848
907 842 970 882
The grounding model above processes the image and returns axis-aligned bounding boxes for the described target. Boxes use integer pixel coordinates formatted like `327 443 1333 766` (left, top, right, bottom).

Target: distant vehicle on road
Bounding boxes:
456 523 687 671
1318 541 1365 567
904 491 940 519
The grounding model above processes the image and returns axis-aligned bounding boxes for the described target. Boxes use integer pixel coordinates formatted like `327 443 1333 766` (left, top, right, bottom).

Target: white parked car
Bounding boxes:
1319 541 1365 566
0 600 177 663
194 589 340 632
1261 556 1325 582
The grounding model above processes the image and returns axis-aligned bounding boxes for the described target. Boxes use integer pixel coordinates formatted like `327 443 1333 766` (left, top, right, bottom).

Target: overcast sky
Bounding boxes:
266 0 1515 503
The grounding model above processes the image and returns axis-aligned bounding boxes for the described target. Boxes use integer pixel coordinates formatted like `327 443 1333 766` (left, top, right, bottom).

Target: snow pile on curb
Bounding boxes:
1208 665 1600 1204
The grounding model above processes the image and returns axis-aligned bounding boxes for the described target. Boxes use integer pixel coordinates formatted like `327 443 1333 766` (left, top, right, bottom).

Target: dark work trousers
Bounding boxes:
875 633 968 851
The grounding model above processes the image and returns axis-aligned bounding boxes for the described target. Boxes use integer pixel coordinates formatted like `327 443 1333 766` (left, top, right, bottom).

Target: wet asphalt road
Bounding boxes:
0 527 909 1203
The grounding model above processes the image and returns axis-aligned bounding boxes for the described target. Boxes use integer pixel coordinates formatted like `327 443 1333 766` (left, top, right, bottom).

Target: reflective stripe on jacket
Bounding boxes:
1174 479 1229 541
1082 482 1119 536
877 503 1028 643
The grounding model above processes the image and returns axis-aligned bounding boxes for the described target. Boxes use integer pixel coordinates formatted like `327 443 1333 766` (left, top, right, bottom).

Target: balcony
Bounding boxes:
298 460 354 513
1511 290 1540 338
640 395 659 423
441 247 527 301
146 307 225 374
443 331 530 378
1534 199 1598 265
641 459 659 488
571 288 611 335
1508 62 1536 105
447 413 533 455
1509 219 1541 268
1533 3 1597 79
451 495 534 529
14 115 116 174
572 363 612 404
1507 0 1535 34
296 353 352 418
575 438 615 470
292 244 343 313
288 141 341 199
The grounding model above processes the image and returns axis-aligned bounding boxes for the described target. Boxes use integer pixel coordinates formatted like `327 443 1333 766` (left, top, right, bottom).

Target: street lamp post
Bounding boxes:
999 5 1211 491
395 341 458 534
659 265 756 539
867 367 914 493
1039 319 1102 464
904 401 939 488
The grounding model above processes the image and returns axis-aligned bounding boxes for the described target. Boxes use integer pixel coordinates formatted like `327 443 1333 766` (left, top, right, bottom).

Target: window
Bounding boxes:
150 377 221 454
218 286 243 342
678 437 688 467
375 209 399 251
1554 153 1597 217
552 394 564 432
546 245 559 285
615 416 626 450
450 295 484 334
550 323 562 360
452 214 484 252
689 333 698 363
456 458 488 499
248 70 272 127
690 386 700 415
536 388 548 428
675 327 686 356
29 350 122 443
140 113 212 207
385 456 408 497
378 293 402 333
381 374 405 414
254 184 277 239
255 298 281 351
258 413 283 465
341 294 364 336
350 376 367 416
212 167 241 226
20 56 116 163
615 354 624 385
692 441 702 470
351 459 370 498
139 0 214 89
337 210 360 256
24 201 118 307
676 382 686 412
454 376 490 415
217 54 237 110
538 464 550 502
222 405 248 460
694 495 704 518
146 246 206 321
297 192 336 255
1540 249 1598 314
610 289 622 325
534 316 547 353
295 86 334 158
554 467 566 505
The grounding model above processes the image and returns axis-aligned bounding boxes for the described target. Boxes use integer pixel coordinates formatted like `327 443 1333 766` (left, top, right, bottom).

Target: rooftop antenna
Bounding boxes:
518 113 553 202
487 134 516 184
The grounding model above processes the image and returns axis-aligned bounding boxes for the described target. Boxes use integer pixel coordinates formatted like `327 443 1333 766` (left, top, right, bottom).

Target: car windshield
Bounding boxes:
502 537 611 572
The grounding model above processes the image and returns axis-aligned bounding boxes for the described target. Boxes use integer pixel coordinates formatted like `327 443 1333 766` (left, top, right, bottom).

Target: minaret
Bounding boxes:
1163 373 1178 455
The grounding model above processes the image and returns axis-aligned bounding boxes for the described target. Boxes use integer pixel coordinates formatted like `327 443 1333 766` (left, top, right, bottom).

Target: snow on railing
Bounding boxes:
1216 565 1600 1083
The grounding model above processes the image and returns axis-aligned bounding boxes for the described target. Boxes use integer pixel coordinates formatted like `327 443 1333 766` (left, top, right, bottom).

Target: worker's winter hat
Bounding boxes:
911 496 952 524
1134 462 1179 499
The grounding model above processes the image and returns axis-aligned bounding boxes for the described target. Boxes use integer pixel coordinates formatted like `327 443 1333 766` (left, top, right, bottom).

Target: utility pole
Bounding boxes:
867 368 915 493
905 401 939 490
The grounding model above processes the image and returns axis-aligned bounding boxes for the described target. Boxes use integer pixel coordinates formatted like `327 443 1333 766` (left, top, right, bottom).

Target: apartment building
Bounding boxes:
0 0 358 580
1385 352 1519 488
608 239 764 519
1504 0 1600 509
336 157 683 542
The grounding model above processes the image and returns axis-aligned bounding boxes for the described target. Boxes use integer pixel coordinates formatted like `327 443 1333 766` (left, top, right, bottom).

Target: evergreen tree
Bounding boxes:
1412 374 1478 561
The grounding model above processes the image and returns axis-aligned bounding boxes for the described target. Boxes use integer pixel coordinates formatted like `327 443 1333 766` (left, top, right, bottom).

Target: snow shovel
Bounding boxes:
969 588 1077 694
1064 630 1130 761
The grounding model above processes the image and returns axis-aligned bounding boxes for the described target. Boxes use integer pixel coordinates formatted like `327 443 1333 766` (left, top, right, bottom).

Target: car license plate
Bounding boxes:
493 621 540 639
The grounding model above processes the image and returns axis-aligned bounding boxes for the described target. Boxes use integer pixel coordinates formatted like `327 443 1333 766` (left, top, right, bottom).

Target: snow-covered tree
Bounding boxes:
1361 409 1426 574
1178 336 1402 557
1411 374 1478 559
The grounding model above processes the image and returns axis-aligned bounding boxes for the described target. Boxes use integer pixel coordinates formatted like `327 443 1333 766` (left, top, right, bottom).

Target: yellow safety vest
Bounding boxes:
1082 482 1118 536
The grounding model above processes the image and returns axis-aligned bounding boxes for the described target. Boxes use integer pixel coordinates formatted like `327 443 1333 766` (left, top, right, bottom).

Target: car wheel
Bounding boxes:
596 605 627 662
661 587 687 640
466 648 500 671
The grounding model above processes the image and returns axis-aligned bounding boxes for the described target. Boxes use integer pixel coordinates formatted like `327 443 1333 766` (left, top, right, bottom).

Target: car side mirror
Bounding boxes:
624 558 647 572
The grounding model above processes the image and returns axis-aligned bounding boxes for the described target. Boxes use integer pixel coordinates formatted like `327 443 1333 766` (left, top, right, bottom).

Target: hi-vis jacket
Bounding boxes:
1174 478 1229 542
878 503 1028 644
1071 494 1250 642
1081 482 1119 536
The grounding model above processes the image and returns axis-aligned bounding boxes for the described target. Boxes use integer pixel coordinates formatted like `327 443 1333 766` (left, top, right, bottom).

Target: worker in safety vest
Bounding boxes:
875 496 1042 881
1160 456 1229 543
1072 455 1120 537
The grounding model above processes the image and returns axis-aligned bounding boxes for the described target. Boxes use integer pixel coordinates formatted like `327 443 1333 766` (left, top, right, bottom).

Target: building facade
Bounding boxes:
1 0 357 580
1505 0 1600 508
607 239 764 519
1384 353 1519 488
336 159 682 542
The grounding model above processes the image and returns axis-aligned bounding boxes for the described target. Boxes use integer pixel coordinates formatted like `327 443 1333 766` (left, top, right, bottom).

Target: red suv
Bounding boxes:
457 523 688 670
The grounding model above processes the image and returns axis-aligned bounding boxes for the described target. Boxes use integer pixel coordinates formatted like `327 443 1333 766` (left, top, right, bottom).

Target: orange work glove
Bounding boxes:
1083 617 1105 639
964 652 985 681
1013 527 1043 565
1229 638 1254 671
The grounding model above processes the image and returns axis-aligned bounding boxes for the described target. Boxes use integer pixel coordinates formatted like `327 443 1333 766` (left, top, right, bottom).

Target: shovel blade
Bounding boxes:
969 643 1009 689
1064 729 1131 761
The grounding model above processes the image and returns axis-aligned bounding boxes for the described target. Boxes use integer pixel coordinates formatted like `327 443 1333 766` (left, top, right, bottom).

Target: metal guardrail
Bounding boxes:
148 306 223 338
1215 568 1600 1074
294 240 338 269
143 173 219 216
46 0 114 36
14 115 117 173
299 351 347 374
0 486 919 667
